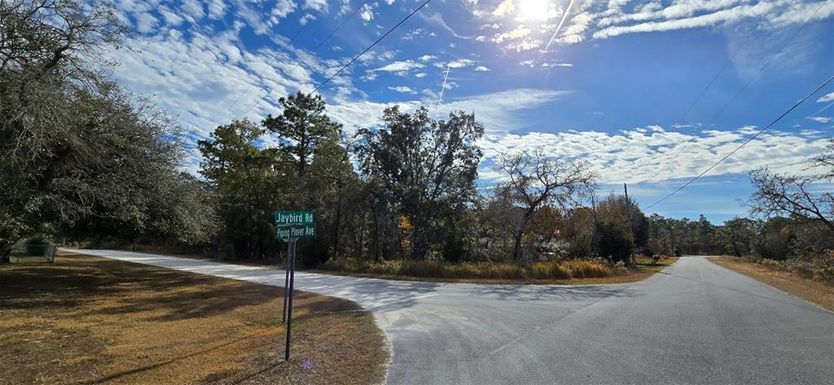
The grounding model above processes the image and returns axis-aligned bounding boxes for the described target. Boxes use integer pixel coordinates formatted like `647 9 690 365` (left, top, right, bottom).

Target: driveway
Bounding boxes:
62 250 834 385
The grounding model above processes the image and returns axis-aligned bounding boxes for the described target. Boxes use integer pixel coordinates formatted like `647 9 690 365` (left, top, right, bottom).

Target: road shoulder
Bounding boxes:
708 256 834 312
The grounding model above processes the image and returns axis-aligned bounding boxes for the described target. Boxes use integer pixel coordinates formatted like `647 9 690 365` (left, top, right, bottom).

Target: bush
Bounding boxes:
748 250 834 284
563 260 613 278
529 261 572 279
320 258 615 280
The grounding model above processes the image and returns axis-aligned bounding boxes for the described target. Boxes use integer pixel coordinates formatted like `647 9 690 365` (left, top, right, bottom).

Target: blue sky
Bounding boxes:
107 0 834 223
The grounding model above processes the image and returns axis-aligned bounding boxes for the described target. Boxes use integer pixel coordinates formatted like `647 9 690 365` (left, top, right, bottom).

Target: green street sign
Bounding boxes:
277 225 316 240
274 210 316 240
274 211 314 228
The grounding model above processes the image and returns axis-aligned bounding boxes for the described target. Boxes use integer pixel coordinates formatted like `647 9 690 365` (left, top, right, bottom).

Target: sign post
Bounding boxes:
274 210 315 361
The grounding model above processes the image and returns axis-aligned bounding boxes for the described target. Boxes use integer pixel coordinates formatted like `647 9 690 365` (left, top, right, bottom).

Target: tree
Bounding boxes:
812 139 834 179
594 195 640 263
717 217 757 257
496 150 595 263
262 92 341 177
355 106 484 259
752 217 794 260
1 1 213 261
561 207 596 259
198 120 284 259
749 169 833 231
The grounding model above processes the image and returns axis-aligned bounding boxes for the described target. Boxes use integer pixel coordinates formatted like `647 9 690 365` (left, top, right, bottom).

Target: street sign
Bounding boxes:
273 211 316 361
274 211 314 228
276 225 316 240
274 211 316 240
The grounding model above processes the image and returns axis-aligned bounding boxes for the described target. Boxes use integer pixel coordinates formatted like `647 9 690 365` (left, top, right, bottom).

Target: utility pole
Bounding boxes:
624 183 635 266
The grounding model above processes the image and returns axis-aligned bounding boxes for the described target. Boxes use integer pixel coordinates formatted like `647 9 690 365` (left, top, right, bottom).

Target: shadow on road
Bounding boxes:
474 283 637 302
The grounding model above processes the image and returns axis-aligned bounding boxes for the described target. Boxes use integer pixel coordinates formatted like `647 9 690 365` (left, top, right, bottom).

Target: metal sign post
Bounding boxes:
282 241 290 323
274 210 316 362
284 238 297 361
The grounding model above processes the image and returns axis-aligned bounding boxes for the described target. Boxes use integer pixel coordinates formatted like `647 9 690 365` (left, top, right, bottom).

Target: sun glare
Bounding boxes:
517 0 551 21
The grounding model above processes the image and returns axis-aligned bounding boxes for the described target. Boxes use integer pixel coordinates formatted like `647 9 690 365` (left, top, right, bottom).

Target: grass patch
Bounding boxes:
319 257 676 284
709 256 834 312
0 253 387 385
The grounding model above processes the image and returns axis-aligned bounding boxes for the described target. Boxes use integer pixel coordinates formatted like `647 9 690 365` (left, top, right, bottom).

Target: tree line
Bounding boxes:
2 0 832 269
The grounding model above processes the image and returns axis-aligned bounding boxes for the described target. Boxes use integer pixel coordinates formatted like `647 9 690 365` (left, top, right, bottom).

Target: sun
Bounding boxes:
516 0 551 22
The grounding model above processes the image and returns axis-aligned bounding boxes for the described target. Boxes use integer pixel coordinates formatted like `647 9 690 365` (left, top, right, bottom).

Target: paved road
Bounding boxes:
63 249 834 385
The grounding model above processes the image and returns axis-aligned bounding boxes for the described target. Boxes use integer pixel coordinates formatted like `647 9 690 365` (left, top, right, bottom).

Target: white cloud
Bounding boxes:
492 0 515 18
541 62 573 68
474 65 490 71
271 0 297 19
159 6 184 26
134 13 159 34
807 116 832 124
478 126 832 184
303 0 328 12
207 0 226 19
492 26 530 43
368 60 424 75
299 13 316 25
446 58 475 69
327 88 571 136
480 0 834 50
418 55 437 62
419 12 475 39
818 92 834 103
181 0 205 21
403 28 429 40
359 3 375 22
388 86 417 94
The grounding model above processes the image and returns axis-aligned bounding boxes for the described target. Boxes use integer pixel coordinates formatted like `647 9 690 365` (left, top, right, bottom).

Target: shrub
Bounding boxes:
529 261 572 279
563 260 613 278
321 258 616 280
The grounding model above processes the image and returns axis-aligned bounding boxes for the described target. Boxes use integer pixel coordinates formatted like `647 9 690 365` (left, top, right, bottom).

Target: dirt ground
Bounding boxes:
710 256 834 312
0 253 387 385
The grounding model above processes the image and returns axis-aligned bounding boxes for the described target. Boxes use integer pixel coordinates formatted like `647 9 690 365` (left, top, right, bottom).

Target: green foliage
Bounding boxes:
355 106 484 260
262 92 341 177
716 217 757 257
198 120 285 259
0 0 214 256
751 217 794 260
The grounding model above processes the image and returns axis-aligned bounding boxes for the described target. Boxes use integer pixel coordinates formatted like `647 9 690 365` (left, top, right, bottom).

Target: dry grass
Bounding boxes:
318 257 678 285
709 256 834 312
0 253 387 385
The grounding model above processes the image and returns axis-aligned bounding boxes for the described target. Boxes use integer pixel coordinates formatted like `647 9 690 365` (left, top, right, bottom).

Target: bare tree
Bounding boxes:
812 139 834 179
749 169 833 231
496 150 595 263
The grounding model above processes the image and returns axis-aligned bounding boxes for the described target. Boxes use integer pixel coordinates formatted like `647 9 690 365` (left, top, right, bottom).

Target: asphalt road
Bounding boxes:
62 249 834 385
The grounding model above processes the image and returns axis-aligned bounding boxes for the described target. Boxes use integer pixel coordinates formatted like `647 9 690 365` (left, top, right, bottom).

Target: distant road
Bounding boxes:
63 249 834 385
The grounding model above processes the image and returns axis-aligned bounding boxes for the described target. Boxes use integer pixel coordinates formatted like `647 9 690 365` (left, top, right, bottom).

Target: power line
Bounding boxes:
312 0 433 94
645 73 834 211
685 0 830 130
210 1 369 127
233 2 371 119
310 2 369 55
669 1 787 126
